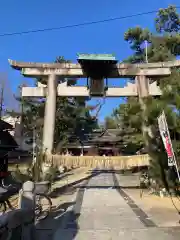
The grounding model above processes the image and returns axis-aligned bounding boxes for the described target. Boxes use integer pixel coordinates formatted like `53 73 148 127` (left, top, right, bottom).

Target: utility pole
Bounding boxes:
20 85 24 139
0 80 4 119
16 84 24 150
32 126 36 164
145 40 148 63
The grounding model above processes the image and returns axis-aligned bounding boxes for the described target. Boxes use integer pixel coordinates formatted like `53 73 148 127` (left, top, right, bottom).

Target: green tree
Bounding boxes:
104 116 117 129
115 5 180 188
112 97 144 154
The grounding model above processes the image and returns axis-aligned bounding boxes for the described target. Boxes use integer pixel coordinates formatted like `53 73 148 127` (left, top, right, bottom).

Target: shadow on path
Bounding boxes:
36 203 80 240
36 170 100 239
36 168 151 239
49 168 102 199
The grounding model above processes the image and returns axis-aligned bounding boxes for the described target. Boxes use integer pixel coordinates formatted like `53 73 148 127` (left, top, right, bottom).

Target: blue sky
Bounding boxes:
0 0 179 122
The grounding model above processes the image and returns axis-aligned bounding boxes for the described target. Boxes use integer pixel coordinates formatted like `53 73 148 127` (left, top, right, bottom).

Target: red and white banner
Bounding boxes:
157 111 175 166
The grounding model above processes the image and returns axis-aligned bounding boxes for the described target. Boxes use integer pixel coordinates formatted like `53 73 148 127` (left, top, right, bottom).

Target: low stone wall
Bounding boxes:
0 209 35 240
45 154 150 169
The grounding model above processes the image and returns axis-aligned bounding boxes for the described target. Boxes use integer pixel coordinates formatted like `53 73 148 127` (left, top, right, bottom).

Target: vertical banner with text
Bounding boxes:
157 111 175 166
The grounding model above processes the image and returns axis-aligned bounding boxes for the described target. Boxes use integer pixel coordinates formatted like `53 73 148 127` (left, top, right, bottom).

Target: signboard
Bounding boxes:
89 78 105 96
157 111 175 166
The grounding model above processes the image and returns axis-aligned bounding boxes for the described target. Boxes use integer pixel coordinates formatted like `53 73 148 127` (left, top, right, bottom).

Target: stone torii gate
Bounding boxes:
8 55 180 153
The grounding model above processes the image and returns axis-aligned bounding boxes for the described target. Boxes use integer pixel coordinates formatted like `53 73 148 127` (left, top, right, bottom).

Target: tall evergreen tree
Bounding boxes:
113 5 180 187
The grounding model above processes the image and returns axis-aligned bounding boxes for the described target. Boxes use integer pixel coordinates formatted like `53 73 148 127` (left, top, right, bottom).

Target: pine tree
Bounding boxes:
114 5 180 188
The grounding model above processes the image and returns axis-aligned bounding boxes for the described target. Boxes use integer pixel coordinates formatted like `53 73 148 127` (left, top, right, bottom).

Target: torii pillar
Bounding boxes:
136 75 151 146
43 74 57 153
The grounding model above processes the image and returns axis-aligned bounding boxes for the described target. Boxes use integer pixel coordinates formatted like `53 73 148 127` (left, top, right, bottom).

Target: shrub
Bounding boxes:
43 165 59 182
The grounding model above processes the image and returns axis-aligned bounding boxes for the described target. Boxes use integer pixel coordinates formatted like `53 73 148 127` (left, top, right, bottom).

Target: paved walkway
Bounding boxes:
53 170 180 239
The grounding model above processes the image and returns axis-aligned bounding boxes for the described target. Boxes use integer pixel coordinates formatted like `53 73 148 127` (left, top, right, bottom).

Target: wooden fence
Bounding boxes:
45 154 150 169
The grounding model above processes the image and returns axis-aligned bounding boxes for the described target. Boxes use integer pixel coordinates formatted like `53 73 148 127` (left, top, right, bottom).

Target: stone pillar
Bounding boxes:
18 181 36 210
43 74 57 153
136 75 150 147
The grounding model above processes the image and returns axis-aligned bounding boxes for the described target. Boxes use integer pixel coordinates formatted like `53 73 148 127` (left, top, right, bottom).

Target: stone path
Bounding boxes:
53 170 180 239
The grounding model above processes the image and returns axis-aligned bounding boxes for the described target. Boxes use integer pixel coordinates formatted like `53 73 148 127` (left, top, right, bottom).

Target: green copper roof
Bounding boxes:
77 53 116 61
